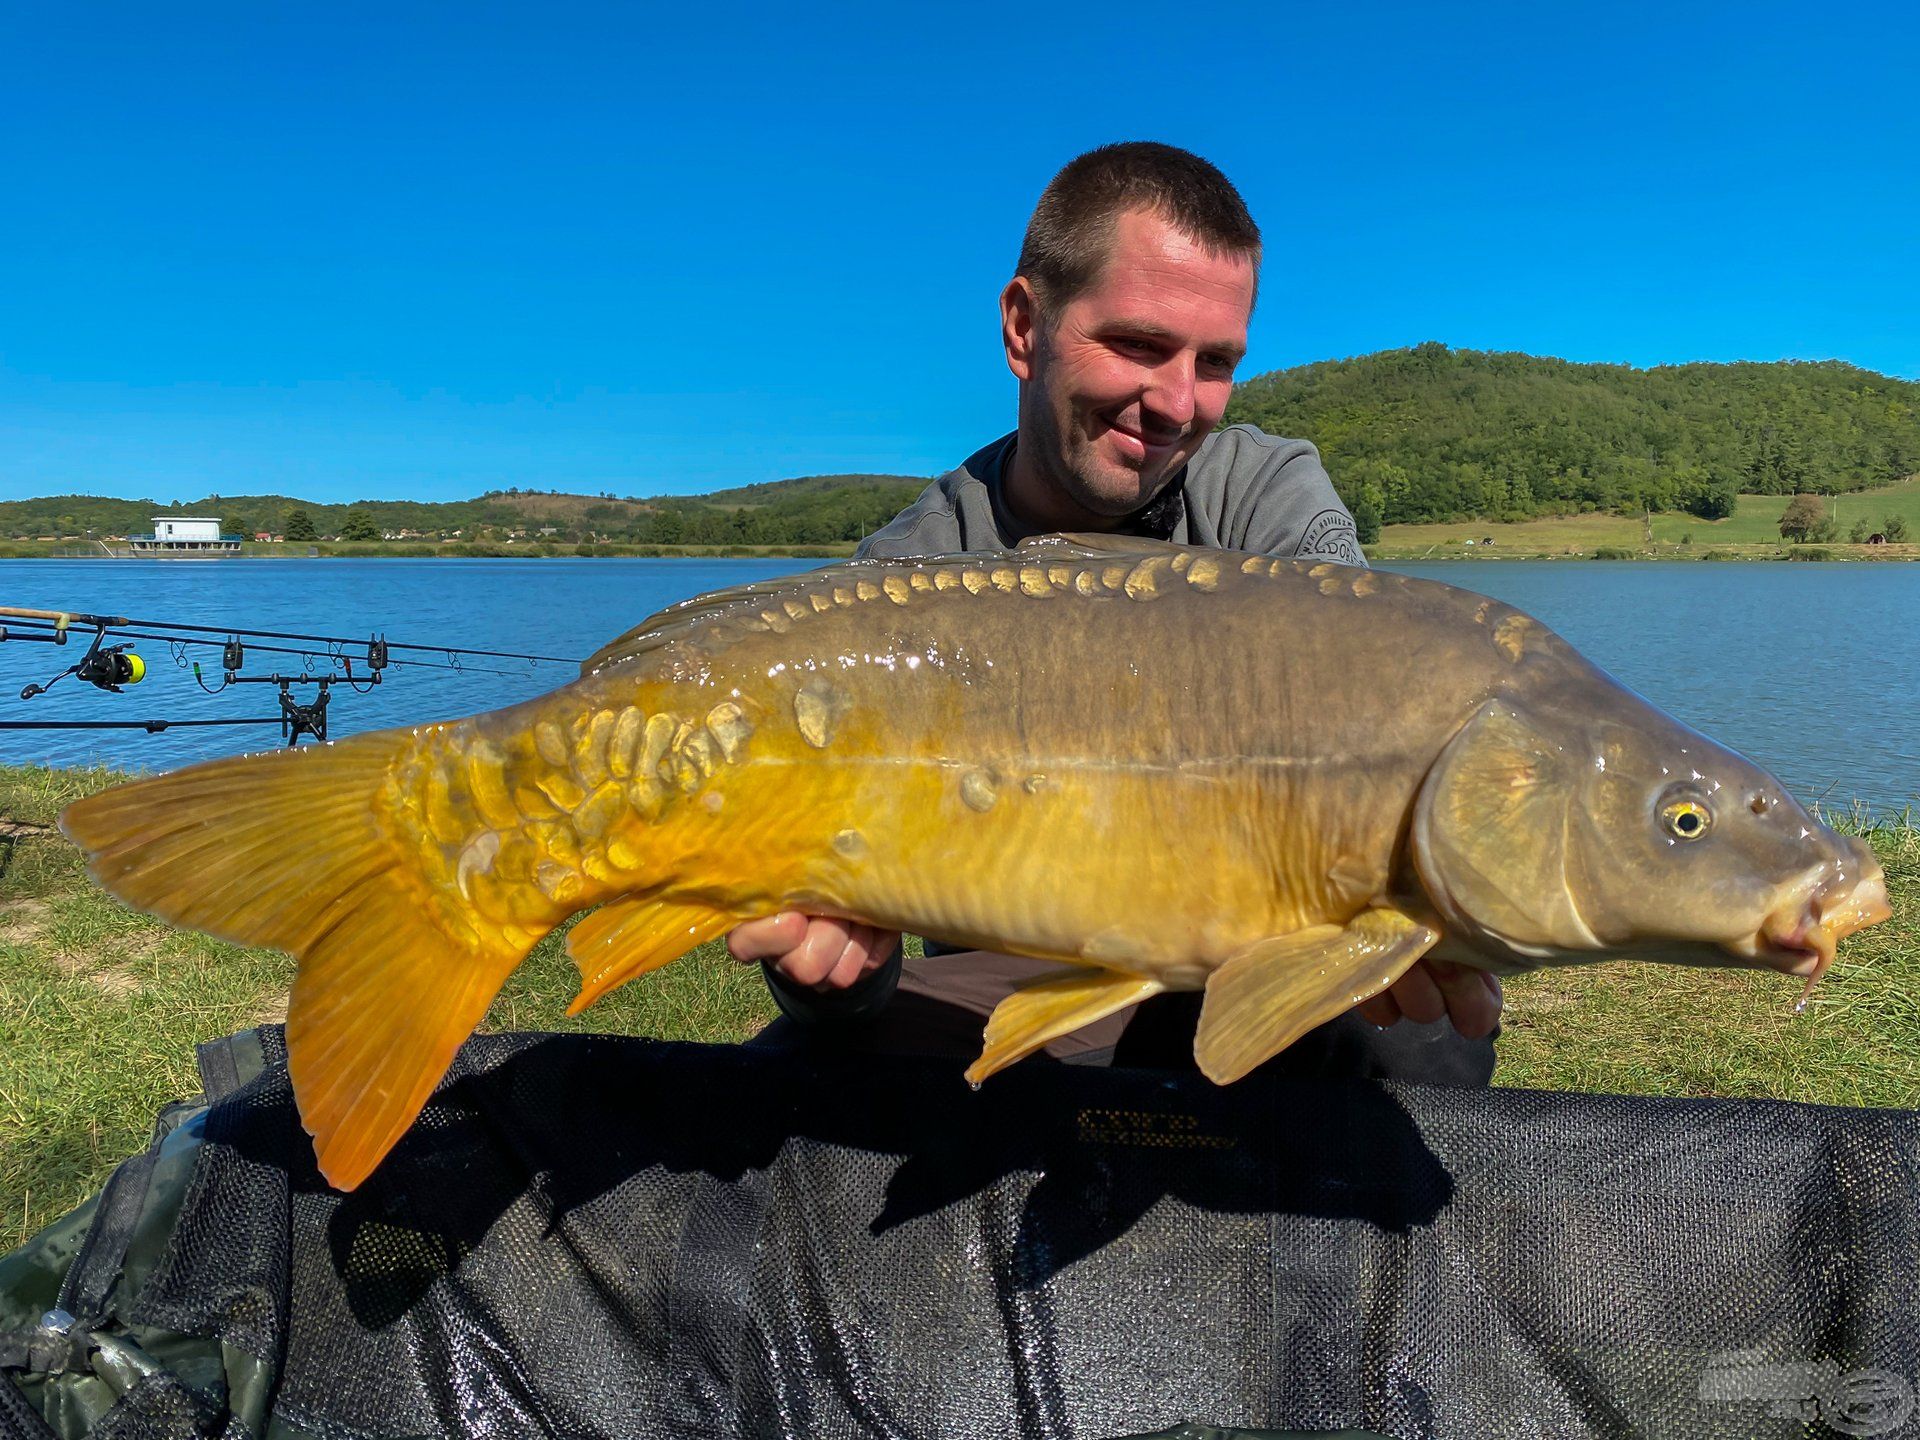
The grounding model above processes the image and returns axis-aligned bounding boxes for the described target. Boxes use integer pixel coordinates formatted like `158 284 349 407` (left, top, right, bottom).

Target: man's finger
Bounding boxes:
1431 964 1503 1040
1386 961 1448 1026
775 916 859 988
726 911 809 964
822 923 889 991
1353 991 1402 1028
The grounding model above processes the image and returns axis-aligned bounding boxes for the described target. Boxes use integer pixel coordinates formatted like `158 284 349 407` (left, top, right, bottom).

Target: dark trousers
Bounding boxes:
755 988 1496 1087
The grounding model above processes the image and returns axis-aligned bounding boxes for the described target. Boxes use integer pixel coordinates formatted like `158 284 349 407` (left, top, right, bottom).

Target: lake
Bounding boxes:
1 557 1914 815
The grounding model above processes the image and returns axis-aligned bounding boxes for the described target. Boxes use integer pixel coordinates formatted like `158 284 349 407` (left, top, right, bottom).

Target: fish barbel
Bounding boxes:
60 536 1891 1189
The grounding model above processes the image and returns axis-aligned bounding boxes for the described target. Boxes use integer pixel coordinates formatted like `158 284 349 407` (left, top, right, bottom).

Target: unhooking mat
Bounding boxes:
2 1026 1917 1439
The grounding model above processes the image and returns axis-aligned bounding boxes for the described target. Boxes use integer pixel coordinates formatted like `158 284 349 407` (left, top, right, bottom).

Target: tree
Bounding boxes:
221 513 247 538
1350 491 1383 545
1885 514 1911 543
284 508 318 541
1778 494 1825 543
1681 474 1738 521
340 508 381 541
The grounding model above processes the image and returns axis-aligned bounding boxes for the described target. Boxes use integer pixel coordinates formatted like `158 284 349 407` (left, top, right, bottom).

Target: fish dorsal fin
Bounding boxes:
579 534 1225 678
1194 909 1439 1083
578 555 955 676
579 563 872 675
1016 532 1207 562
566 895 735 1013
964 966 1164 1085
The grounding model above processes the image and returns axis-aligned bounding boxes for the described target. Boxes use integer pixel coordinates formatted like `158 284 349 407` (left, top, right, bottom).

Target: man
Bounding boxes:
729 142 1501 1082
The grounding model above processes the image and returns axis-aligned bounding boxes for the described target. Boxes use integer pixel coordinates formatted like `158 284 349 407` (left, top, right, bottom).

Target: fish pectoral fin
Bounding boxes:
565 896 735 1013
1194 909 1440 1084
965 968 1164 1087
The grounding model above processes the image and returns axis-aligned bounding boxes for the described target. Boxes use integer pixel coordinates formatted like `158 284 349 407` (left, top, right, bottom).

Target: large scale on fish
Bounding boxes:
61 536 1891 1190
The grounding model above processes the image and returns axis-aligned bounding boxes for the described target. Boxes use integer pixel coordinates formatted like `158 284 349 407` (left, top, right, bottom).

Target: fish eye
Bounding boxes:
1661 798 1712 841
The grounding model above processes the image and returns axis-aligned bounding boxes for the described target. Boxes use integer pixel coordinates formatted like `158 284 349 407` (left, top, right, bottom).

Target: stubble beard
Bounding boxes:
1034 397 1176 524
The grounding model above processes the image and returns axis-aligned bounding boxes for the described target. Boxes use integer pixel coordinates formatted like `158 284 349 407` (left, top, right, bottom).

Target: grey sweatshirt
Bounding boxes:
858 425 1364 563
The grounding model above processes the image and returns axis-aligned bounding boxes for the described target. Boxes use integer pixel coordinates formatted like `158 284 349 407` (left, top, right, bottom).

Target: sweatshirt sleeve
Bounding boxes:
761 941 903 1026
1210 428 1368 567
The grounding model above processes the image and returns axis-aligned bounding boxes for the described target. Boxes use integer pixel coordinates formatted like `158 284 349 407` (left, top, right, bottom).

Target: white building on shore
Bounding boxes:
125 517 243 557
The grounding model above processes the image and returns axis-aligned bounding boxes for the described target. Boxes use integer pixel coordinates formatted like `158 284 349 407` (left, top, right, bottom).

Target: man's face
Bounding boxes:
1007 206 1255 525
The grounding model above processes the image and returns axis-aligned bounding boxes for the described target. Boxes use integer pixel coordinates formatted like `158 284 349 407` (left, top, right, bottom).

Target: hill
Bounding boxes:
0 474 930 549
1225 344 1920 531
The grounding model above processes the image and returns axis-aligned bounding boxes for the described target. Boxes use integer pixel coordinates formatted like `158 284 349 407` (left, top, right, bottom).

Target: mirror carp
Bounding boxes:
60 537 1891 1189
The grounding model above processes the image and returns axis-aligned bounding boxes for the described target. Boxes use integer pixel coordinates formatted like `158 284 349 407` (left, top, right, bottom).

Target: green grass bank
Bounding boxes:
2 763 1914 1251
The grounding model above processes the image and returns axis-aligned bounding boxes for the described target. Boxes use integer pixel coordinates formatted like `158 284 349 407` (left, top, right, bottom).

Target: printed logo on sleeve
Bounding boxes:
1295 509 1363 565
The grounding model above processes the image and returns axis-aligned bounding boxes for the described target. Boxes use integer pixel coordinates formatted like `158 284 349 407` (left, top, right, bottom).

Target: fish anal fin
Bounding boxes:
565 896 734 1014
1194 909 1439 1084
965 968 1164 1086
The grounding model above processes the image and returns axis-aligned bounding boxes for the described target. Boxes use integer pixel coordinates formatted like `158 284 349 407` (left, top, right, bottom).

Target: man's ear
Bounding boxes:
1001 276 1037 382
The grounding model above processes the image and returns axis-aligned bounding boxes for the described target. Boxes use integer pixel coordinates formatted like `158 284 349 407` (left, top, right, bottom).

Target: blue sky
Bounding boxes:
2 1 1916 503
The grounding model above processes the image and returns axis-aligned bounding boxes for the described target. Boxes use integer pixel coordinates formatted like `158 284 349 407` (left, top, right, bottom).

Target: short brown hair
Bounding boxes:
1015 142 1262 309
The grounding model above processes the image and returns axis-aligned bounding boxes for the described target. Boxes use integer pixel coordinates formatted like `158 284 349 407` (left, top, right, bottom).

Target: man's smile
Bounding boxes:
1101 411 1185 465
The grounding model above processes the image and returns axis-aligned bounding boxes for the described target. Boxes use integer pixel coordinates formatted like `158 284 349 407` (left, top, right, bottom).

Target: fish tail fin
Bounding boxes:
60 733 533 1191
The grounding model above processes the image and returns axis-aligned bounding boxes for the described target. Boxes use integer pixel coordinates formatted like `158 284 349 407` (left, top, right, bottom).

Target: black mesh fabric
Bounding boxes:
8 1026 1919 1439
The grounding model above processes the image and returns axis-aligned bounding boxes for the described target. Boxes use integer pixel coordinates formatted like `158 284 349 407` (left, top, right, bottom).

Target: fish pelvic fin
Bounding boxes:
1194 909 1439 1084
565 896 734 1014
59 732 536 1192
965 968 1164 1087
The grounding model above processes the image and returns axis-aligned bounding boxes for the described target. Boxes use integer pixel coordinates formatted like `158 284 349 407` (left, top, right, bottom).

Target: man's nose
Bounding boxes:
1142 355 1196 433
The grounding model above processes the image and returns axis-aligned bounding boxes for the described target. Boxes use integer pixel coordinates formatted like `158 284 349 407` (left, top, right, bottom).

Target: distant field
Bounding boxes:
1378 474 1920 557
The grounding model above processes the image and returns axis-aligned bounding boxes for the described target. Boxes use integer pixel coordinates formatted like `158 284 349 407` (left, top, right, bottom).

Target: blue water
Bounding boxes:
1 557 1915 814
1390 561 1918 816
0 558 801 770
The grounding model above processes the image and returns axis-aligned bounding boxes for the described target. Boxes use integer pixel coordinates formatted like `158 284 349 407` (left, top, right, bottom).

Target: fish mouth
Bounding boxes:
1735 855 1892 1005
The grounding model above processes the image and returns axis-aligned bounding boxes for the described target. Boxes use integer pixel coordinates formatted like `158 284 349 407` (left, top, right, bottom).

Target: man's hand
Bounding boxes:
727 911 900 991
1354 958 1503 1039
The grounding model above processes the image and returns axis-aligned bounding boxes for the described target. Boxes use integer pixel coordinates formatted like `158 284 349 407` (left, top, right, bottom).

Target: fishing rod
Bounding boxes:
0 603 586 747
2 616 546 679
0 607 576 664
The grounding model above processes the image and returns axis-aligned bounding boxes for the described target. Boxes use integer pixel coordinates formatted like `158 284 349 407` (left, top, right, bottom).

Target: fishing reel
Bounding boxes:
17 626 146 700
77 643 146 693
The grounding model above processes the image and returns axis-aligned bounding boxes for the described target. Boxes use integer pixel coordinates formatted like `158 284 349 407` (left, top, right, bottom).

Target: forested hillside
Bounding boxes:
9 347 1918 541
1225 343 1920 528
0 476 928 547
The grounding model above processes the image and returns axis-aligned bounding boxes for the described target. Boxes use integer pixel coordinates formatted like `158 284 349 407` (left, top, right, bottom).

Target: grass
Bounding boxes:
1374 474 1920 559
1 764 1914 1252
